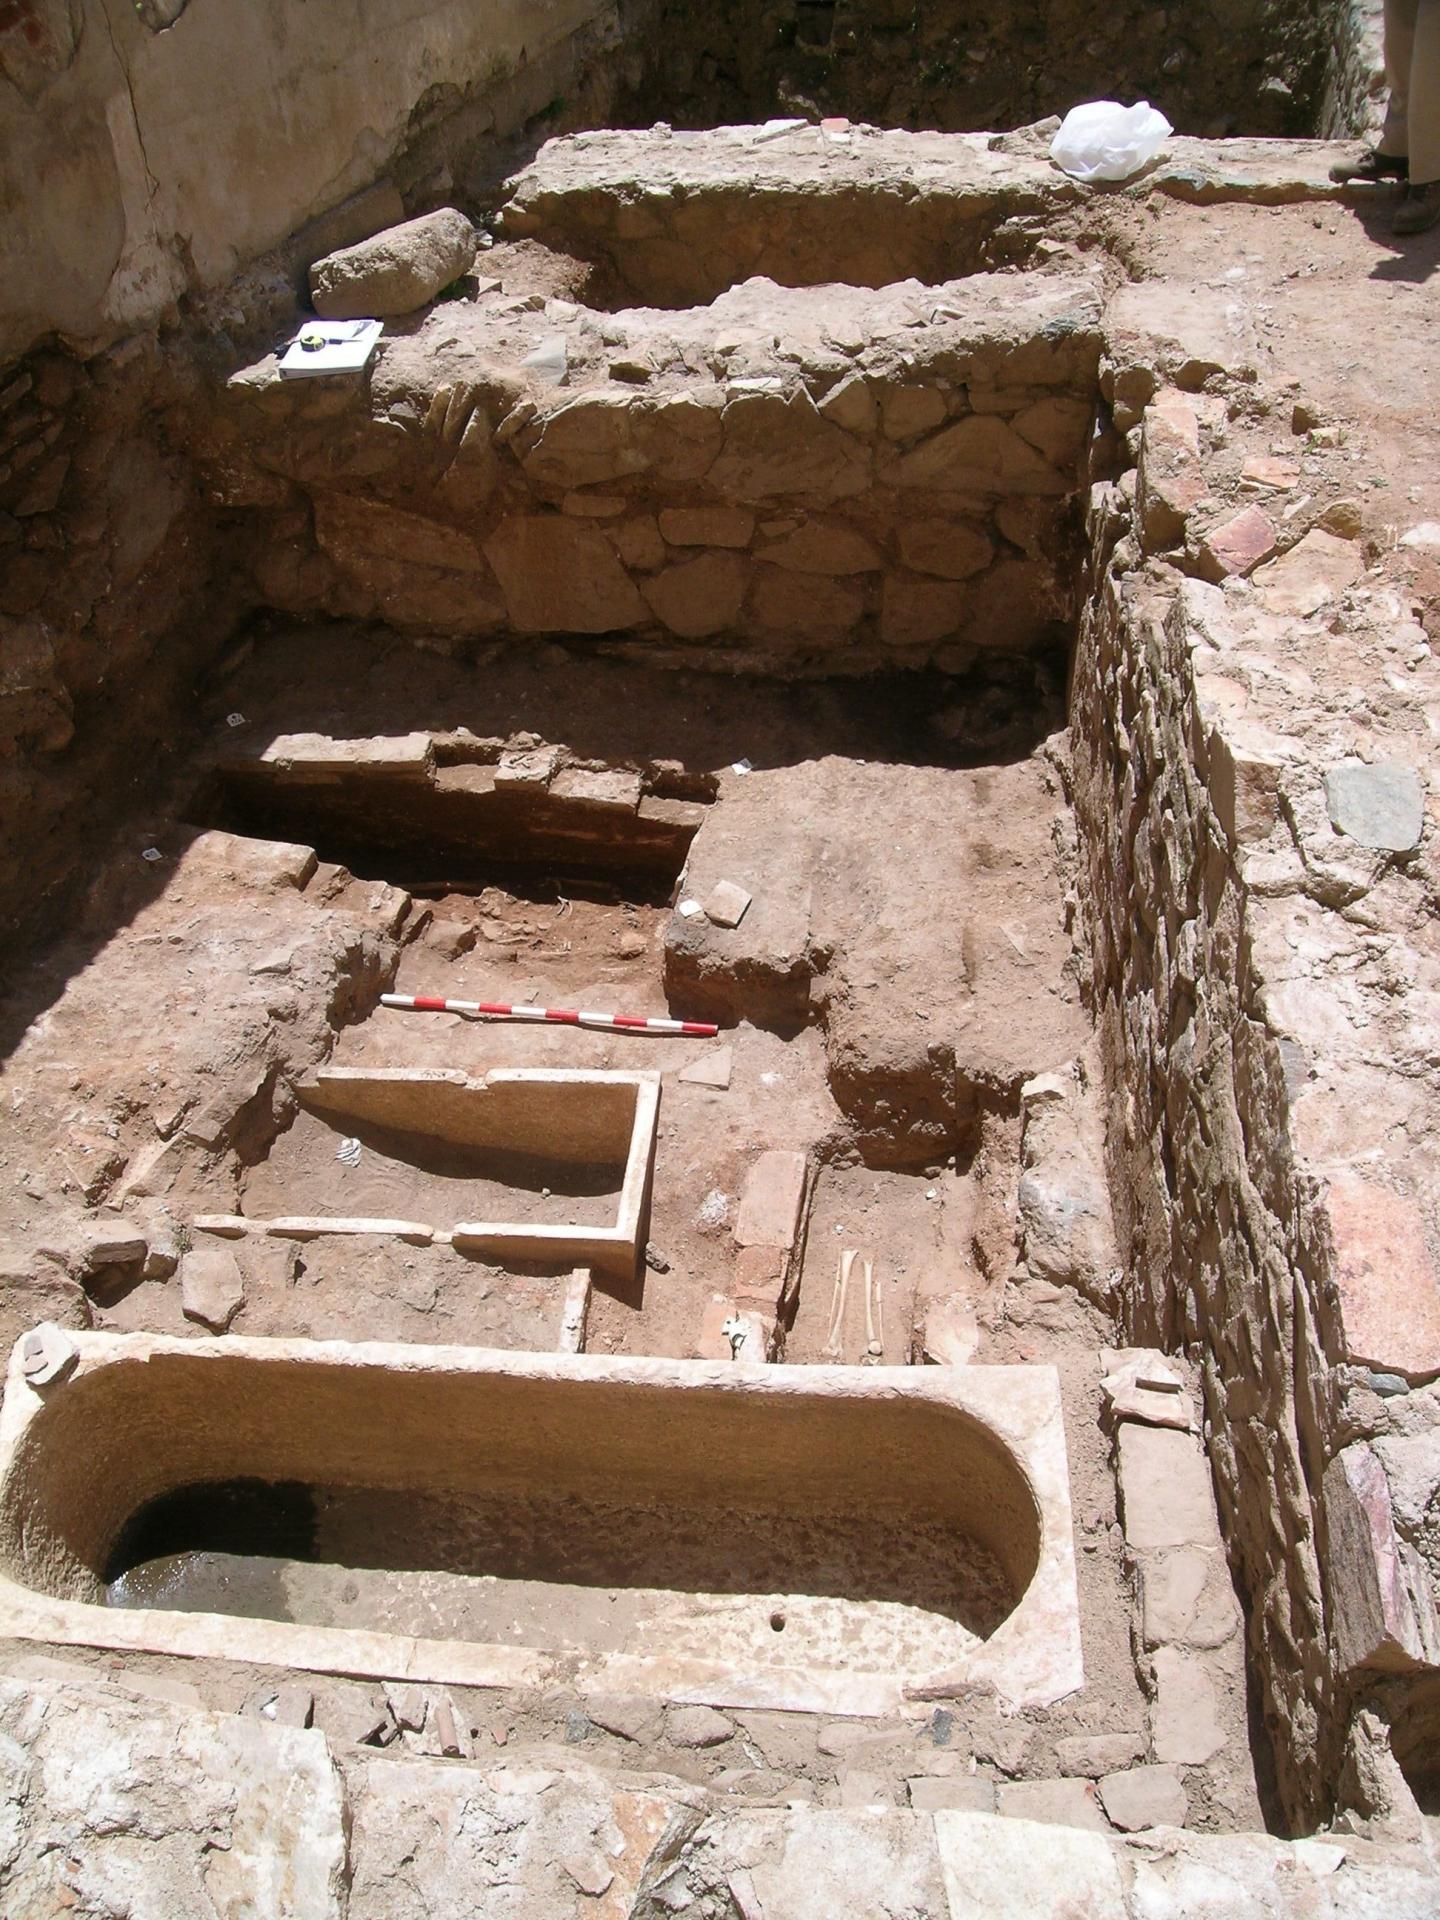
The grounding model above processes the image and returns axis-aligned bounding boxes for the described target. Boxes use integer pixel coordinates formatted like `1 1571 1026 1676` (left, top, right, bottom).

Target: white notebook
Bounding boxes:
278 318 383 379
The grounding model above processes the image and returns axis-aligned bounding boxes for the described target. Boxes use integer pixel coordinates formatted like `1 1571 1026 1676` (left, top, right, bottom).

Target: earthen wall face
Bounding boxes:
613 0 1362 142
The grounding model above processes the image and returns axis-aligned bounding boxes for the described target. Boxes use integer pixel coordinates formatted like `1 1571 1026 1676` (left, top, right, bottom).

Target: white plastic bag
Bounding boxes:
1049 100 1173 183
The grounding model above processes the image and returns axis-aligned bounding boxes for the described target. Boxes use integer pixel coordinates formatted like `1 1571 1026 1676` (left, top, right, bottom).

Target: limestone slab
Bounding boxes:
1325 1171 1440 1380
935 1811 1127 1919
1116 1425 1222 1553
734 1150 808 1250
1323 761 1425 854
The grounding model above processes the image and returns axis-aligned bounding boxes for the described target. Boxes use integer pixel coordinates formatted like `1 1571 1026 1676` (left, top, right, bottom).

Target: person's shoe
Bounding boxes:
1394 180 1440 233
1329 146 1409 184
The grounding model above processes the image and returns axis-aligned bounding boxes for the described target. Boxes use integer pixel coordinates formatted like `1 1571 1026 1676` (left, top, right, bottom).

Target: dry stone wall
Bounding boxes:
203 272 1102 673
1071 355 1440 1830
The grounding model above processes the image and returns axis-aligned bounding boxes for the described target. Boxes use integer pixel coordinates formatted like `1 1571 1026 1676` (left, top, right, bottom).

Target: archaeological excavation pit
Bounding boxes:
6 1 1440 1901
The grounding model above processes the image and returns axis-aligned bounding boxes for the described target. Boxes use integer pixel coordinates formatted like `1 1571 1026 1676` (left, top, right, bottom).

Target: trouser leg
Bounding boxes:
1382 0 1419 155
1407 0 1440 181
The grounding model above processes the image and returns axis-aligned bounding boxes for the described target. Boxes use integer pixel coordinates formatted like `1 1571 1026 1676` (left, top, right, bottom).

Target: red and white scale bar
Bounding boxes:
381 993 718 1038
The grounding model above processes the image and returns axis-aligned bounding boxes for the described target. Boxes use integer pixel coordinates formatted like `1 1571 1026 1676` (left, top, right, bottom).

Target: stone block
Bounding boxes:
732 1245 787 1309
1325 1171 1440 1380
1196 505 1276 580
1055 1731 1148 1778
1098 1765 1187 1831
897 519 993 579
880 573 966 648
893 413 1068 495
1139 1548 1241 1651
314 493 486 574
310 208 476 320
483 516 646 632
666 1705 734 1748
1136 389 1205 550
549 768 642 814
880 385 948 440
1205 724 1285 845
658 506 755 547
734 1151 808 1251
181 830 316 891
641 551 750 638
1323 761 1425 854
920 1296 980 1366
612 514 666 571
994 1778 1109 1831
907 1775 995 1812
1323 1442 1438 1674
837 1770 894 1808
752 566 865 636
760 521 881 574
1150 1648 1227 1765
934 1811 1126 1920
1252 527 1363 617
705 880 752 928
817 373 878 434
1116 1425 1222 1553
677 1046 733 1090
180 1248 245 1333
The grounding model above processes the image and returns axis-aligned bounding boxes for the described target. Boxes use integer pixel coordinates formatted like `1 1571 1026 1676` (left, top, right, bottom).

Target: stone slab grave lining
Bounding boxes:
0 1334 1080 1719
195 1067 659 1284
207 729 707 895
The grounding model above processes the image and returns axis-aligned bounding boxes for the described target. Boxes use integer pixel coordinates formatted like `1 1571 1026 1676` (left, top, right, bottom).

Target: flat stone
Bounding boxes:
994 1778 1109 1831
1241 455 1299 490
880 384 948 440
483 516 646 633
731 1245 787 1309
705 880 752 928
641 551 750 638
1323 1441 1437 1672
585 1693 654 1742
1116 1425 1221 1552
1055 1731 1148 1777
19 1323 78 1389
816 373 877 433
677 1046 733 1090
921 1296 980 1366
1252 527 1363 617
310 207 475 320
182 830 316 891
1197 505 1276 579
935 1809 1127 1920
760 520 882 574
666 1704 735 1748
1150 1648 1227 1765
550 767 642 814
179 1248 245 1332
734 1150 808 1251
1136 388 1205 549
384 1682 428 1732
1323 761 1425 854
897 519 993 580
561 1848 615 1897
1326 1171 1440 1379
1139 1548 1241 1651
837 1770 894 1808
907 1775 995 1812
1098 1765 1188 1831
657 506 755 547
